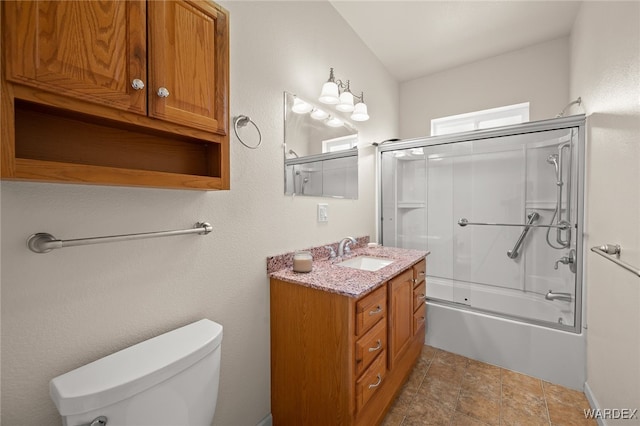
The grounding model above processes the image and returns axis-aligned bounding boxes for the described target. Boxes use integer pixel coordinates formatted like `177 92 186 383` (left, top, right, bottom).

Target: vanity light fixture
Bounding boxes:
318 68 369 121
292 98 313 114
326 116 344 128
310 108 329 120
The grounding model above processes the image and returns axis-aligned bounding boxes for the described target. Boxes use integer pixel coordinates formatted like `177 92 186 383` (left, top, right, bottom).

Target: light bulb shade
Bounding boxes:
336 91 355 112
291 98 313 114
319 82 339 104
326 116 344 127
351 102 369 121
310 108 329 120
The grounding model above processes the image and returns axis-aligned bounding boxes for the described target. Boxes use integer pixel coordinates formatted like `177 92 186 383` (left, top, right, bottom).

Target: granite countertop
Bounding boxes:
268 244 429 298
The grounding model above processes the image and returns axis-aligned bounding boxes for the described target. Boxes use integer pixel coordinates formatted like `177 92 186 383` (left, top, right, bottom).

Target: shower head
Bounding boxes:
556 96 582 118
288 149 299 158
547 154 560 180
372 138 400 147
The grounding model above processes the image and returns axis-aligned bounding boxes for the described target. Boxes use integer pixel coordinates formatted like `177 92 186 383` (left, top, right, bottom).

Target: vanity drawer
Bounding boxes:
355 349 387 413
413 259 426 286
356 285 387 336
355 318 387 377
413 280 426 312
413 303 426 335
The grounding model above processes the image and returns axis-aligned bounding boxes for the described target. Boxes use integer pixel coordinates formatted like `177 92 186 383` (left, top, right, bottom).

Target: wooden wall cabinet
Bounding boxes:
270 259 427 426
1 0 229 190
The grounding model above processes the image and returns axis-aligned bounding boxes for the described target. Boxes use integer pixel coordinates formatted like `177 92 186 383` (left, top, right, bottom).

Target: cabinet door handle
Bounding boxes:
157 87 170 98
419 271 426 277
369 306 382 316
131 79 145 90
418 293 426 300
368 374 382 389
368 339 382 352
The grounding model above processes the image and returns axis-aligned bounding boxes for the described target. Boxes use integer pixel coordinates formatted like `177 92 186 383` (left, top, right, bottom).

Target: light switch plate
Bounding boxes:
317 203 328 222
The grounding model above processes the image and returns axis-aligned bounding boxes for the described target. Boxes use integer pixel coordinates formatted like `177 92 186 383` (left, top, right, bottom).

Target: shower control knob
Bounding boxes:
554 249 576 273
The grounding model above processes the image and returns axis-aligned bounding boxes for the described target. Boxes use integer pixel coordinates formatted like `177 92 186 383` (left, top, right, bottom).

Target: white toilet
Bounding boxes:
50 319 223 426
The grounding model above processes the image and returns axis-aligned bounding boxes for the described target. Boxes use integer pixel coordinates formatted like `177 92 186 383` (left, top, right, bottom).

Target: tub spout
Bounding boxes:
545 290 572 302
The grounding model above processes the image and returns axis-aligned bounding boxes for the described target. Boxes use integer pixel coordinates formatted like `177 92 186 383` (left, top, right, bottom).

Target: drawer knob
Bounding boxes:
157 87 170 98
368 339 382 352
369 306 382 316
131 79 145 90
368 374 382 389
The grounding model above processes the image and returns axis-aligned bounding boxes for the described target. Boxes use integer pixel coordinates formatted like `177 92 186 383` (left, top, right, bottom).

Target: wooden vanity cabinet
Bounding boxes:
412 259 427 335
270 259 426 426
388 269 414 369
1 0 229 190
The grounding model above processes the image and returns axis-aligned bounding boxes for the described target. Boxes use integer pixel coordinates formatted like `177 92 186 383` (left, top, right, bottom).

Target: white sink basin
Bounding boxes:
336 256 394 272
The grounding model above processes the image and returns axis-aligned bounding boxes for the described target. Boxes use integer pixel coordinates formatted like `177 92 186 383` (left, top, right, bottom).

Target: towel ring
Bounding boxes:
233 115 262 149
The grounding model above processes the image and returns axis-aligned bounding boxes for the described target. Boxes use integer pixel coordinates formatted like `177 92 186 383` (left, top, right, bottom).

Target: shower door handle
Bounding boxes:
507 212 539 259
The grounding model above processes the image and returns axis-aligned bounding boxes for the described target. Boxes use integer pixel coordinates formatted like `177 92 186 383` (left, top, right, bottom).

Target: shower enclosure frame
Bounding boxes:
377 115 586 334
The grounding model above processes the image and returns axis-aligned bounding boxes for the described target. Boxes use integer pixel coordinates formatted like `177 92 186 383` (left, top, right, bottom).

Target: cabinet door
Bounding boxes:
388 269 413 369
4 1 147 114
148 0 228 134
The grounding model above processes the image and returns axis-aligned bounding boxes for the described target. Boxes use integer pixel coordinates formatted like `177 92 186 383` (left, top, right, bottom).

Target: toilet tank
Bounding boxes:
50 319 223 426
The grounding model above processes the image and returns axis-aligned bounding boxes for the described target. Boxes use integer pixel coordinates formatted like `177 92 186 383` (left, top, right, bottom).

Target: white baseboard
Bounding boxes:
584 382 606 426
256 413 272 426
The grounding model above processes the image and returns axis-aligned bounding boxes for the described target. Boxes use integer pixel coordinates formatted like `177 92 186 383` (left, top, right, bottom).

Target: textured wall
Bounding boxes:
399 37 570 139
0 2 398 425
570 1 640 418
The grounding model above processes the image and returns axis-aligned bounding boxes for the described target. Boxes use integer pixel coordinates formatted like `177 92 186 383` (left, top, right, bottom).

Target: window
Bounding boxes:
431 102 530 136
322 134 358 153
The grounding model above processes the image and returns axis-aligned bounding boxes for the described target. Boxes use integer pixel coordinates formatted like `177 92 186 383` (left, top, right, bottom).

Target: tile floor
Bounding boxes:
382 345 596 426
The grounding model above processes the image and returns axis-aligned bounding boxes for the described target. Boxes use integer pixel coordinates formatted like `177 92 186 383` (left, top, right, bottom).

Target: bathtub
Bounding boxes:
425 299 586 390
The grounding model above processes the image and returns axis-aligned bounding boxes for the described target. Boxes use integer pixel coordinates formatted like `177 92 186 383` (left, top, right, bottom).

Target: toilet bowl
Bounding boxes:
50 319 223 426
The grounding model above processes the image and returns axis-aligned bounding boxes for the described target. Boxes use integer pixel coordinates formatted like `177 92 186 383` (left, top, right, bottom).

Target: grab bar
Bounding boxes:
458 217 571 230
507 212 539 259
590 244 640 277
27 222 212 254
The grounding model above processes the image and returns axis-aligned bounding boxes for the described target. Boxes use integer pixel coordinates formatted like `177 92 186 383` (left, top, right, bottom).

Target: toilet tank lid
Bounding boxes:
50 319 223 416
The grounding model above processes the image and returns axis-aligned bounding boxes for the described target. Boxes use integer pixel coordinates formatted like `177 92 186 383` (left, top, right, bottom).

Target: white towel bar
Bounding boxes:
590 244 640 277
27 222 212 254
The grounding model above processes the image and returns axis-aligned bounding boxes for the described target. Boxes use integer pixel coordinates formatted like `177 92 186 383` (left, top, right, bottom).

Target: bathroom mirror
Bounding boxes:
283 91 358 199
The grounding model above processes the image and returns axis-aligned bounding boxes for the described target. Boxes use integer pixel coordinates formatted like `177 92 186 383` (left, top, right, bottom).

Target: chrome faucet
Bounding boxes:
337 236 357 257
324 245 337 259
545 290 573 302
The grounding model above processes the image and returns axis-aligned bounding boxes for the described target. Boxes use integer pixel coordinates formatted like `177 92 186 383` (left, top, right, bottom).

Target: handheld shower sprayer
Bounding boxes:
546 154 560 181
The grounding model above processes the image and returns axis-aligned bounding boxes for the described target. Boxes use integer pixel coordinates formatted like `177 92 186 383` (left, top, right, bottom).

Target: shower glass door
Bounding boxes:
380 123 583 331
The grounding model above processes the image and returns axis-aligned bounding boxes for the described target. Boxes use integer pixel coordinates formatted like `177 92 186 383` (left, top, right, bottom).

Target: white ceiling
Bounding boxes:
329 1 582 82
